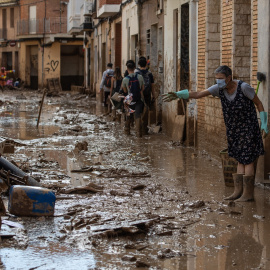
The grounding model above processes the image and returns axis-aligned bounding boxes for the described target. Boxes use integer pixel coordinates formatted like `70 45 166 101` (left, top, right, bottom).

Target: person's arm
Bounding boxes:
253 95 269 135
100 71 106 90
189 90 212 99
151 83 155 99
252 94 264 112
140 84 145 101
110 77 114 97
163 89 211 102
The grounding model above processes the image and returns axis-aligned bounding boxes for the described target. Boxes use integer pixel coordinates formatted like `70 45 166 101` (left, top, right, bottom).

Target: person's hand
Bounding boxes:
162 89 189 102
260 111 269 137
162 92 178 102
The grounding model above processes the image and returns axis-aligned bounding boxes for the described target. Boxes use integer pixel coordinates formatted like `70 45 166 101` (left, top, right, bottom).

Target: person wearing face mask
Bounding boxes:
163 65 268 202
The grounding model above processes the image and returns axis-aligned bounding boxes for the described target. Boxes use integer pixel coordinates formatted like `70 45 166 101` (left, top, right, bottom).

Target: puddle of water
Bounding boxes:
0 245 96 270
0 98 59 140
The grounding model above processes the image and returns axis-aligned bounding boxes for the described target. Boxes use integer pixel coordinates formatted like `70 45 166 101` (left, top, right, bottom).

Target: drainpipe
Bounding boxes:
136 0 142 56
42 0 47 89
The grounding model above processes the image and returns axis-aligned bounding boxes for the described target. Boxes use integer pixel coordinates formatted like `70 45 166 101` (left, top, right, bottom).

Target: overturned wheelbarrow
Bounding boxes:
0 156 40 187
9 185 56 217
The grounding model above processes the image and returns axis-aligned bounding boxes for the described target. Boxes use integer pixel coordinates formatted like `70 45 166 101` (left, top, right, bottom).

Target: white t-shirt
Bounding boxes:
208 80 255 101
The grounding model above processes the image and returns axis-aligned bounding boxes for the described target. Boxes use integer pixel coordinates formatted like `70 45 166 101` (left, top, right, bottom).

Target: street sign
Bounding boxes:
9 40 16 47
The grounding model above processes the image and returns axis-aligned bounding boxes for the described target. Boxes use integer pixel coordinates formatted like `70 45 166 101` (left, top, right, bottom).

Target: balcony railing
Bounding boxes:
17 17 67 36
0 29 7 40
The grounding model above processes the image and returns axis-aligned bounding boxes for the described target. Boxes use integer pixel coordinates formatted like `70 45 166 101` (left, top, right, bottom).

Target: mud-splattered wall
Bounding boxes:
19 40 83 89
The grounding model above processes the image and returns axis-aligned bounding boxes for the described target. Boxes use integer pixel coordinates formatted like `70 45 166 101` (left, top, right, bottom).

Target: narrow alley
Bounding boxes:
0 90 269 270
0 0 270 269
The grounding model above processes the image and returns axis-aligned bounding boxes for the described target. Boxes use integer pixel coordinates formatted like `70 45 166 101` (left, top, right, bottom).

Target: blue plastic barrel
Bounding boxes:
9 185 56 216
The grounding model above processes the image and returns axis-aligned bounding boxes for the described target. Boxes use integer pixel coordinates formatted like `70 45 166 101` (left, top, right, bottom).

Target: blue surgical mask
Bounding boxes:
216 79 226 89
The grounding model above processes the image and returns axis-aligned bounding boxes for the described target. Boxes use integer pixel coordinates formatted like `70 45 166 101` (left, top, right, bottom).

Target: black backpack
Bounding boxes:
127 74 141 102
104 72 113 88
137 69 151 96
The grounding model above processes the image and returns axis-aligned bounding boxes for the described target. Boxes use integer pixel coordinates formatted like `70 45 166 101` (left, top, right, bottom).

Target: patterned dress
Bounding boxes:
219 81 264 165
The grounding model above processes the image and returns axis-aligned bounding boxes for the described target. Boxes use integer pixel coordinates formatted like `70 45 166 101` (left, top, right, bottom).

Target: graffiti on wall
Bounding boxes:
44 55 59 73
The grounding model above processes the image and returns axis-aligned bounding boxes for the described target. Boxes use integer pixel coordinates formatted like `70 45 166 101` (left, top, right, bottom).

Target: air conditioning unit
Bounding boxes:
84 0 93 15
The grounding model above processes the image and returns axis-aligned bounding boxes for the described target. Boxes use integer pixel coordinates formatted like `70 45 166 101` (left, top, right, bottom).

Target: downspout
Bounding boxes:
136 0 142 57
41 0 46 89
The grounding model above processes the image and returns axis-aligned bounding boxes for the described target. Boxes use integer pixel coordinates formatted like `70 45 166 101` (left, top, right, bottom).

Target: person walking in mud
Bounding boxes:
109 67 123 120
136 57 155 135
163 65 268 202
122 60 145 137
0 67 6 91
100 63 114 107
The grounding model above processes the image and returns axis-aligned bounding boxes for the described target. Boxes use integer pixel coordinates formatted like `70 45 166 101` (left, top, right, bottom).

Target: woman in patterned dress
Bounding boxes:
163 65 268 202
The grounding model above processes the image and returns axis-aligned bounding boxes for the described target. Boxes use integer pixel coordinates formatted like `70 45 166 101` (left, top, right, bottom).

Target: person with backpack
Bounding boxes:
100 63 114 107
109 67 123 120
136 57 155 134
122 60 145 137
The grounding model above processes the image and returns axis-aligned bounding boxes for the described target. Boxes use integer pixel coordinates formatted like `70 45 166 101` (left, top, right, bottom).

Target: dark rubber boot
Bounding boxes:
124 116 131 135
224 173 244 200
111 109 116 121
135 118 142 137
235 175 255 202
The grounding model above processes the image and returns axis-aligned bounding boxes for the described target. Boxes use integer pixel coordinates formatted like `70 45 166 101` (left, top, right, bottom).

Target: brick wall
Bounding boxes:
197 0 227 157
221 0 233 66
20 0 68 20
99 0 121 8
197 0 206 140
234 0 251 83
251 0 258 89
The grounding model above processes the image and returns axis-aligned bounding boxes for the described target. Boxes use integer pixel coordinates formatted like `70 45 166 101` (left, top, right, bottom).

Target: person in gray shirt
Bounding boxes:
163 65 268 202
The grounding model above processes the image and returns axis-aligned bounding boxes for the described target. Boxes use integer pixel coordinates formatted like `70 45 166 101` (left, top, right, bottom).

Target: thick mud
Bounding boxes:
0 90 270 270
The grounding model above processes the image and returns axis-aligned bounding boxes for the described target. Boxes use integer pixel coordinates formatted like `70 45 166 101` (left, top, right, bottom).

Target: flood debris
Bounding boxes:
102 168 150 178
9 185 56 217
0 156 40 187
74 141 88 151
136 260 150 268
157 248 182 259
62 183 103 194
121 255 137 262
90 218 159 237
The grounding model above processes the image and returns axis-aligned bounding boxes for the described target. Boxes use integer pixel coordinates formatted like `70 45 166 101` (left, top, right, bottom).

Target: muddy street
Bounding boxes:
0 90 270 270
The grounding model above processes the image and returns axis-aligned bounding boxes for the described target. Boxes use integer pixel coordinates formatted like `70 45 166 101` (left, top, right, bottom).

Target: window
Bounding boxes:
157 0 163 10
146 29 151 59
10 8 14 28
147 29 150 44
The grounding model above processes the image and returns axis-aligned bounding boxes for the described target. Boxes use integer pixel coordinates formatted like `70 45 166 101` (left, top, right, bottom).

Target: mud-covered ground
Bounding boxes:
1 90 270 270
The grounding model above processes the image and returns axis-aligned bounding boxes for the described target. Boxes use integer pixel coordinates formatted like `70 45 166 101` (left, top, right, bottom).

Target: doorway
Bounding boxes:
30 46 38 89
2 52 12 70
61 45 84 90
180 3 189 90
115 23 122 68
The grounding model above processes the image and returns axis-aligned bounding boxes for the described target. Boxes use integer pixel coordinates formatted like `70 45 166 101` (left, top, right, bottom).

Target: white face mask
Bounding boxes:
216 79 227 89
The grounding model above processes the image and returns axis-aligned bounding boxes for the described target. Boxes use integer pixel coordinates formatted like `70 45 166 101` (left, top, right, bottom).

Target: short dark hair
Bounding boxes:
126 60 136 70
126 60 134 66
215 65 232 77
138 58 147 68
107 63 113 68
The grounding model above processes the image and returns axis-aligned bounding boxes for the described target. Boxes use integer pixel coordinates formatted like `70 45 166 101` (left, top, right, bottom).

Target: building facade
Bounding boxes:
18 0 83 90
81 0 270 180
0 0 20 76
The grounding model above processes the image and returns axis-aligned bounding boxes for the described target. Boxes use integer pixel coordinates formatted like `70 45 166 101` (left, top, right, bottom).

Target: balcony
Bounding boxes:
0 29 7 40
80 1 94 32
17 18 67 36
97 0 120 18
